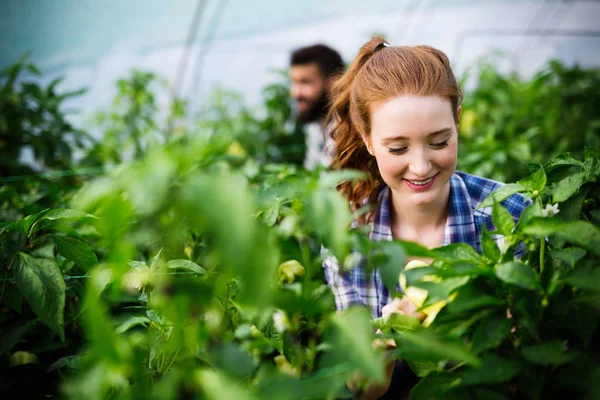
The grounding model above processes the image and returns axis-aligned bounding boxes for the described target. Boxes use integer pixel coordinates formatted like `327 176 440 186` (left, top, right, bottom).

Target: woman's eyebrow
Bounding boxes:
381 127 452 144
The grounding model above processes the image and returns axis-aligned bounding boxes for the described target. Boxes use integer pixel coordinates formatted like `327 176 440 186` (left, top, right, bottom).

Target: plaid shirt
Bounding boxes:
323 171 529 319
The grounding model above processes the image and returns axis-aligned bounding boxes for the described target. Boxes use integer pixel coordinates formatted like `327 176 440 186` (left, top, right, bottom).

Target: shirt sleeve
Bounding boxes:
323 253 362 311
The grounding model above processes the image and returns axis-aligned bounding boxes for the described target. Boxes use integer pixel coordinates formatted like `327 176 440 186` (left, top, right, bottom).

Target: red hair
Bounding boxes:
327 36 463 224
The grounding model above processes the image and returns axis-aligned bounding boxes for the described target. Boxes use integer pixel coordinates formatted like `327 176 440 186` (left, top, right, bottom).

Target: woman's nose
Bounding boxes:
408 150 432 177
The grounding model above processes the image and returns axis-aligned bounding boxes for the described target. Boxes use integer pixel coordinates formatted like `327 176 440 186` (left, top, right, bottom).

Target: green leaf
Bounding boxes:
495 261 541 291
0 319 37 354
149 248 163 270
521 341 574 366
128 260 148 271
522 218 600 256
210 342 257 380
436 262 491 278
492 203 514 236
20 208 50 236
375 241 406 290
372 312 421 333
330 307 384 382
396 329 480 367
115 316 150 333
419 277 470 308
405 360 441 378
433 243 484 264
551 171 587 203
478 184 524 209
563 265 600 291
197 369 260 400
53 235 98 270
574 293 600 311
48 355 83 372
517 167 546 192
542 152 583 171
84 269 124 363
41 208 98 222
306 189 351 261
166 259 207 275
481 225 501 262
396 240 436 258
471 317 512 354
550 248 587 267
448 284 503 313
0 221 16 235
460 354 521 385
261 203 280 227
318 169 365 188
517 198 543 230
14 253 65 340
410 371 464 400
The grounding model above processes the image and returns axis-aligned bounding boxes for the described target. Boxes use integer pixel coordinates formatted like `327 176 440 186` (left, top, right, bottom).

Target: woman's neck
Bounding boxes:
389 183 451 247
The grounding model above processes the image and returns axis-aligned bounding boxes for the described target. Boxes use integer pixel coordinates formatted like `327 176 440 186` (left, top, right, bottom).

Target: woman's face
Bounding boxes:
368 95 460 208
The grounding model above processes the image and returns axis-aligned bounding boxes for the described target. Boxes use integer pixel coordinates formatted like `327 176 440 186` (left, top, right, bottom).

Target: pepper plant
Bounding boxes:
375 148 600 399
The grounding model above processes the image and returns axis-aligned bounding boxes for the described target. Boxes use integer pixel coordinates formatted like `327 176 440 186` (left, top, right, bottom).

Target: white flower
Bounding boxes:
273 310 289 333
542 203 560 217
122 270 151 292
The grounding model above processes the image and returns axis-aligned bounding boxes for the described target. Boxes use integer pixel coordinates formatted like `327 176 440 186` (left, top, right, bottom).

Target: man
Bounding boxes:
289 44 344 170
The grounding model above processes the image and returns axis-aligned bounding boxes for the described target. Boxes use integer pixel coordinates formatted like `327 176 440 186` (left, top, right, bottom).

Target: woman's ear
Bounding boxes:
456 105 462 122
362 135 373 155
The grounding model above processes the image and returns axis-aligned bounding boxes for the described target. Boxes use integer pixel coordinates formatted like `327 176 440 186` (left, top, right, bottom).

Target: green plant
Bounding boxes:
375 148 600 399
0 208 100 397
0 54 90 222
197 71 306 166
82 70 186 168
458 60 600 183
0 54 89 177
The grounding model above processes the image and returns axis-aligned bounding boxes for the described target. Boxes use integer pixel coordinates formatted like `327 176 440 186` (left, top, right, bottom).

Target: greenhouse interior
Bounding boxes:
1 0 599 399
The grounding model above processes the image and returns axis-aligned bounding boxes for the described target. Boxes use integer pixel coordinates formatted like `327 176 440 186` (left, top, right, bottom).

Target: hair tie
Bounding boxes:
374 41 390 53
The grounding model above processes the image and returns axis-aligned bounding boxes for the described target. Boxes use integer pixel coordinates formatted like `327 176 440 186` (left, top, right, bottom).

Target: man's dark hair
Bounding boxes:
290 44 344 78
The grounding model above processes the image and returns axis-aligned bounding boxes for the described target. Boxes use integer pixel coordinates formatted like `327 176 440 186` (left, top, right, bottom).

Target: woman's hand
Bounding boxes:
375 296 425 346
382 296 425 321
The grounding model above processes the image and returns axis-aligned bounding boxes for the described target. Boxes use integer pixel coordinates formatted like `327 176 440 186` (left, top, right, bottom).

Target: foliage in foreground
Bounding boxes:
2 134 599 398
1 55 599 399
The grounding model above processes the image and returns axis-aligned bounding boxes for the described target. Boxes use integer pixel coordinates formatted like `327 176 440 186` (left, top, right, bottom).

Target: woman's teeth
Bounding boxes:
407 177 433 186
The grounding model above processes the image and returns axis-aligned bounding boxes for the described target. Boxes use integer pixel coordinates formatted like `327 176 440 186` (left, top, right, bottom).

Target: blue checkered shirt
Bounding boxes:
323 171 529 319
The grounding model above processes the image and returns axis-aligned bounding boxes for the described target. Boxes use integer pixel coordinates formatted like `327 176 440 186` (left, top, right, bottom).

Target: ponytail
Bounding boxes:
326 36 389 225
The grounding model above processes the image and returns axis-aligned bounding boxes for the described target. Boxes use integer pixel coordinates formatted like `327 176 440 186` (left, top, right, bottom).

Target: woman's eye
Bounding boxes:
431 140 449 149
388 147 408 155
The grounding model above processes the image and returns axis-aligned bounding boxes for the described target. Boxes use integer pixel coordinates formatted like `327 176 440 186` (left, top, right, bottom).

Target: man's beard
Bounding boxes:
296 90 329 124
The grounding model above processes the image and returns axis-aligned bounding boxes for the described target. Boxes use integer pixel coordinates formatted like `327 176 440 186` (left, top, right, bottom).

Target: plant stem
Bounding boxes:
539 238 545 277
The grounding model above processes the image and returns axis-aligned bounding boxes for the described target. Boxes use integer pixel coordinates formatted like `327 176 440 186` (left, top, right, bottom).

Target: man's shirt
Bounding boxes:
304 121 333 170
323 171 529 319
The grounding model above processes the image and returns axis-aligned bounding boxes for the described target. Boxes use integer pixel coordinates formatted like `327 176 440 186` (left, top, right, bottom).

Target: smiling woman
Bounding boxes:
323 37 530 398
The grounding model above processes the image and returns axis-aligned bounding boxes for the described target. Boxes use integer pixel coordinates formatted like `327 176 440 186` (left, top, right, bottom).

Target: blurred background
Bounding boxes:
1 0 600 183
2 0 599 114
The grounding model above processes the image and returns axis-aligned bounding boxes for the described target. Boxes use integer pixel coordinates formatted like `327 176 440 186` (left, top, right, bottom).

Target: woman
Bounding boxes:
323 37 528 398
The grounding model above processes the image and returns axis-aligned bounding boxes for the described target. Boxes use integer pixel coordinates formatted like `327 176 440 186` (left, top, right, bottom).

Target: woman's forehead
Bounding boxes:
370 95 455 139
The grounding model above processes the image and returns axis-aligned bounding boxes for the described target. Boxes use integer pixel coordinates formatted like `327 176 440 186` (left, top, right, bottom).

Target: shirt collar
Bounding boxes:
443 173 479 248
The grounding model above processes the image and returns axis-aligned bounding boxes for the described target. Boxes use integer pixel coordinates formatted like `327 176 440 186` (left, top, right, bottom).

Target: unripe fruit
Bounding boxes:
10 351 38 366
399 260 456 327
